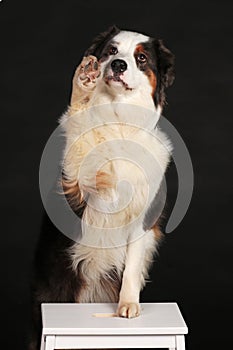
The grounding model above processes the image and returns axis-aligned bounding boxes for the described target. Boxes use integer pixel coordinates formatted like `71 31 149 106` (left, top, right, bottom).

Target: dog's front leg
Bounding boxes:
117 235 145 318
69 55 101 114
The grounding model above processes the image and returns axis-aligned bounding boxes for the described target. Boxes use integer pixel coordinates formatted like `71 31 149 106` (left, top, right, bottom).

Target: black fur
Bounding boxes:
85 25 120 59
153 39 175 106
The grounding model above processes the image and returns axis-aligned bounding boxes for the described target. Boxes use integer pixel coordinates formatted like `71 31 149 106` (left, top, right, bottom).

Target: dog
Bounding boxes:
29 26 175 350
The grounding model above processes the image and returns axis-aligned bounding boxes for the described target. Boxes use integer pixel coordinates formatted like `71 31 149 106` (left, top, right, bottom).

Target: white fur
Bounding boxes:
61 31 172 316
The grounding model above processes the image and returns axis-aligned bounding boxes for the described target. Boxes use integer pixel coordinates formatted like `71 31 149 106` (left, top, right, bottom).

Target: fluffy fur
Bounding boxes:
29 26 175 350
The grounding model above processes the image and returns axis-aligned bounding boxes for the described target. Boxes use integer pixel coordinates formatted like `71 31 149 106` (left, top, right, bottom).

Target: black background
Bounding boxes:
1 1 232 349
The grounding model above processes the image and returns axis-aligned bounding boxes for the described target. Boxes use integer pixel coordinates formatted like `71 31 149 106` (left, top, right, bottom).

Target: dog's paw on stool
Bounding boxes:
117 302 141 318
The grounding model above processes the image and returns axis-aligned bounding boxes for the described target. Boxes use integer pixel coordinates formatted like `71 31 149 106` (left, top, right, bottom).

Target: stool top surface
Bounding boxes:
41 303 188 335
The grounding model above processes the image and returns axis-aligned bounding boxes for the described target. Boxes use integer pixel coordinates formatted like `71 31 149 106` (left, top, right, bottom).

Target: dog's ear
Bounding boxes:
152 39 175 107
154 39 175 88
85 25 120 59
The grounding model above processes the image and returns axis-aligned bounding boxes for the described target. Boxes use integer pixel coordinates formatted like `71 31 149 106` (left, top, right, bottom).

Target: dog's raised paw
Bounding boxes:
117 302 141 319
75 55 101 90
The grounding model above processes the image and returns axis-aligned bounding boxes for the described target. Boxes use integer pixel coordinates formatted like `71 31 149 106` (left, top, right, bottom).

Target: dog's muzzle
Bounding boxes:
111 59 127 74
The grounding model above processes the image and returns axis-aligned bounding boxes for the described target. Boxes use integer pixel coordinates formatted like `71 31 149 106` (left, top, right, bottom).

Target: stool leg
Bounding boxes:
176 335 185 350
45 336 55 350
40 334 45 350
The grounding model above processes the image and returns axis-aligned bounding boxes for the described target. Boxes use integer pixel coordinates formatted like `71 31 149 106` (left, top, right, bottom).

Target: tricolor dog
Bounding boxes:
29 26 175 350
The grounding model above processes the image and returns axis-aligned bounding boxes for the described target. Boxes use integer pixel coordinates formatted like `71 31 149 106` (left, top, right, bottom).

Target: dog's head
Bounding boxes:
85 26 175 109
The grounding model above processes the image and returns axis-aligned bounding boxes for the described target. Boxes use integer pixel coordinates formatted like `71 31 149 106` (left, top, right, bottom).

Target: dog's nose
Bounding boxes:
111 59 127 73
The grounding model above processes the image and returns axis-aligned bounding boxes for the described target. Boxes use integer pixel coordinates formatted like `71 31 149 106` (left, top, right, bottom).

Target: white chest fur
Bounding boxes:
62 102 171 225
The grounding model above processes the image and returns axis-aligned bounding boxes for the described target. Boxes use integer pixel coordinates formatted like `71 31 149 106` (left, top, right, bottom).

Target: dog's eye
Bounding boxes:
137 53 147 63
109 46 118 55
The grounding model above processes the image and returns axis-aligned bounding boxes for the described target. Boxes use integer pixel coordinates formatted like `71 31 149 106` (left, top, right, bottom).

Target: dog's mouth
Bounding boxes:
104 74 133 91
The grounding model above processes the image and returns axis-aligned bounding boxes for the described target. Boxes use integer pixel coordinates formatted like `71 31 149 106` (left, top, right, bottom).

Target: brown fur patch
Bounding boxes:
134 44 157 95
61 177 87 214
135 44 145 55
151 222 163 242
147 69 157 95
96 170 116 189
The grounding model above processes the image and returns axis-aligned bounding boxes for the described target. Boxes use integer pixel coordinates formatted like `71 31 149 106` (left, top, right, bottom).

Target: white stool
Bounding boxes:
41 303 188 349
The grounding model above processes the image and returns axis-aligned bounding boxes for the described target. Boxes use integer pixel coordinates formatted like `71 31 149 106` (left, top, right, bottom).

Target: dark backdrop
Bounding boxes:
1 1 232 349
